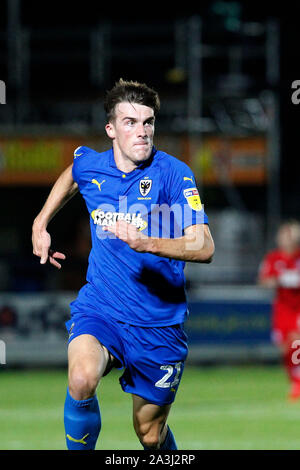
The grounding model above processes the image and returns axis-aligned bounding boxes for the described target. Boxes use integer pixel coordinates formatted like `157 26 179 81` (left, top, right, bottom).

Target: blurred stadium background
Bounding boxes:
0 0 300 450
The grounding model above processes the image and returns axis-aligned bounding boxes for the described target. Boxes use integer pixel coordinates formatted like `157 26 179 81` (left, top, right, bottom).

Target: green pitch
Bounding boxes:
0 365 299 450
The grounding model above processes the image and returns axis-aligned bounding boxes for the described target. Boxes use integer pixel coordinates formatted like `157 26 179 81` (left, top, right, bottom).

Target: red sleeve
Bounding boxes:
258 252 278 280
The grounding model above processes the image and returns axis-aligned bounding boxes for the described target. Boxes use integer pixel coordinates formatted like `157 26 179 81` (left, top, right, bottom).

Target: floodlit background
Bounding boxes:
0 0 300 450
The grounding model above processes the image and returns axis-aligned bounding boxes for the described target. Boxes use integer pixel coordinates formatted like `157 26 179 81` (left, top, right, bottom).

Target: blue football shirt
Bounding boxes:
69 145 209 326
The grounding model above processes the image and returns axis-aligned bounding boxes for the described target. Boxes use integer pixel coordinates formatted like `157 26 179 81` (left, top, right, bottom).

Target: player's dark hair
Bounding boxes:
104 78 160 122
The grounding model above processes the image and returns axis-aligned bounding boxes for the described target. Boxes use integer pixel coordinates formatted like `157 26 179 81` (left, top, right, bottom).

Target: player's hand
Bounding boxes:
103 220 149 253
32 223 66 269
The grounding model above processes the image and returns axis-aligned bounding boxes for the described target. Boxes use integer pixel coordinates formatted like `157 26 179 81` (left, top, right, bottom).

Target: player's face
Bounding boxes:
105 102 155 170
277 224 300 252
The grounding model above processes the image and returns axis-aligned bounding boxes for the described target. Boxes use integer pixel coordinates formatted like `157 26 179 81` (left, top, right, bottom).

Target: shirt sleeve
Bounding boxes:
165 160 209 235
72 146 89 185
258 253 277 280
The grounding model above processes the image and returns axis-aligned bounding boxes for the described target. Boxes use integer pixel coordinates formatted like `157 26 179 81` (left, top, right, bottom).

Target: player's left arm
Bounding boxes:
103 221 214 263
104 159 214 262
148 223 214 263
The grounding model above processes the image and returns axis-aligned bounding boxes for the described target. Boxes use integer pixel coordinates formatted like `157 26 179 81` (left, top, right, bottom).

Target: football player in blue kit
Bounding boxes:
32 79 215 450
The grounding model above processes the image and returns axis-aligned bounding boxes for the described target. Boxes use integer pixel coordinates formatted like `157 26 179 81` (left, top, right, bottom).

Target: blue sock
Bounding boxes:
160 426 177 450
142 426 178 450
64 388 101 450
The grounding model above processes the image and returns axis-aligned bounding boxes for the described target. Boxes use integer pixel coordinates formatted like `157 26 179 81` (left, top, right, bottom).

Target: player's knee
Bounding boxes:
68 364 98 400
140 432 160 449
136 423 161 449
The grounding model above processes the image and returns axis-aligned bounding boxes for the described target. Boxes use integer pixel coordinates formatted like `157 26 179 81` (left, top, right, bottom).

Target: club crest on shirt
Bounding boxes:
183 188 202 211
139 179 152 197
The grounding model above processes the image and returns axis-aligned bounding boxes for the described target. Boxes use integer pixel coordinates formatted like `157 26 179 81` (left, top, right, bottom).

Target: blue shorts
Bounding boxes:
65 313 188 406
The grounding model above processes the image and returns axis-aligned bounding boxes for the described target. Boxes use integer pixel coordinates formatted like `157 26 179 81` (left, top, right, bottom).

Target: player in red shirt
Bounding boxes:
258 220 300 400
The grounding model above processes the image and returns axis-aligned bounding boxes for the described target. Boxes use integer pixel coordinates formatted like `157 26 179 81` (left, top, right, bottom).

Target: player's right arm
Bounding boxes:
257 253 278 288
32 163 78 269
